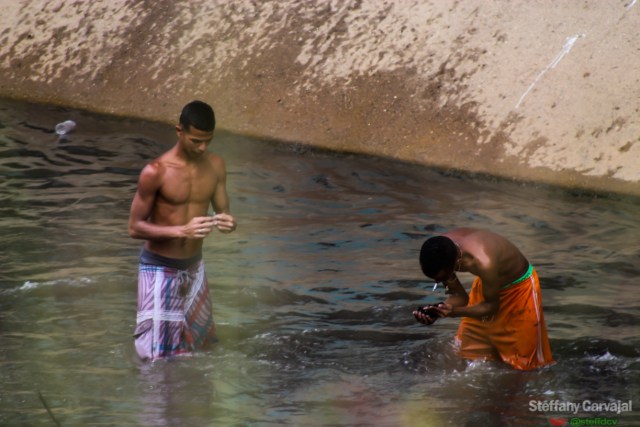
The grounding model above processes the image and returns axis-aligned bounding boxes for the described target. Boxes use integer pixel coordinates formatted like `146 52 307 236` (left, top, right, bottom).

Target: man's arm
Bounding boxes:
211 157 230 214
442 274 469 308
210 157 236 233
440 269 500 319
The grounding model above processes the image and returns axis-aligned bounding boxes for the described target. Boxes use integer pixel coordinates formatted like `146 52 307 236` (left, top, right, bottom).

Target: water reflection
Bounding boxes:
135 359 216 427
0 98 639 426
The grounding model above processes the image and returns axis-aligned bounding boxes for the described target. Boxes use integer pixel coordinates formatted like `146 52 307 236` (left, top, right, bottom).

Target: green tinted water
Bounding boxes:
1 98 639 426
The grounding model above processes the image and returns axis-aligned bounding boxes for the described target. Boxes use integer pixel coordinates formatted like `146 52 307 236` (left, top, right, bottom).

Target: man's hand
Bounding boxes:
213 213 236 233
185 216 216 239
413 303 442 325
434 302 453 318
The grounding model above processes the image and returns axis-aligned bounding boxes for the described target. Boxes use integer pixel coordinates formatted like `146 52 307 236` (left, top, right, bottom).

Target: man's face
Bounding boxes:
177 125 214 158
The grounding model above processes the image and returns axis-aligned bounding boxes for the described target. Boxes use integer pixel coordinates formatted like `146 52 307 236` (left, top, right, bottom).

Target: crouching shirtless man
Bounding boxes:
414 228 553 370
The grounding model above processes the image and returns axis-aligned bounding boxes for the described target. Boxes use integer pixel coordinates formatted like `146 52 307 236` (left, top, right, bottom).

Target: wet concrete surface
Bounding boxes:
1 0 638 195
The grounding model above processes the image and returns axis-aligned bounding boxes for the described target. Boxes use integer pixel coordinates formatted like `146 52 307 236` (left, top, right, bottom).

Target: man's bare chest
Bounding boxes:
159 165 217 205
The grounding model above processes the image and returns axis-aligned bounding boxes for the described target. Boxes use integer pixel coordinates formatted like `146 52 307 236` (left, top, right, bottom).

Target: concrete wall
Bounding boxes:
1 0 639 195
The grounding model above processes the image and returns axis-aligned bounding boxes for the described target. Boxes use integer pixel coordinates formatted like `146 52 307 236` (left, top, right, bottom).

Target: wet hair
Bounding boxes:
179 100 216 132
419 236 458 278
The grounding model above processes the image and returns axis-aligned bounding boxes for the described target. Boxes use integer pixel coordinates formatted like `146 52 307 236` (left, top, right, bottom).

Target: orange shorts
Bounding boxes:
454 268 554 370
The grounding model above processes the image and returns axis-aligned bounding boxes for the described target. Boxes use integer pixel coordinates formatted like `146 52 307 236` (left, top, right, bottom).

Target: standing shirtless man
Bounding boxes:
128 100 236 360
413 228 553 370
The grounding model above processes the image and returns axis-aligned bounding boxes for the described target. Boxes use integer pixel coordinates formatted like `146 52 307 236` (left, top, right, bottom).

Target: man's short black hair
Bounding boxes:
179 100 215 132
419 236 458 278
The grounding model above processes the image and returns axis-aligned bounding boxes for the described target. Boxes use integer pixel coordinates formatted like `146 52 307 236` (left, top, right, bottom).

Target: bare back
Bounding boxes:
446 228 529 289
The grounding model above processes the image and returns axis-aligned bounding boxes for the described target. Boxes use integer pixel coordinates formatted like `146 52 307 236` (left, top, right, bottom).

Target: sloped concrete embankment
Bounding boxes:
1 1 638 195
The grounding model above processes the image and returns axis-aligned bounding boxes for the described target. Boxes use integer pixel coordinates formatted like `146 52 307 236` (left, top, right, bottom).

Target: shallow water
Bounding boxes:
0 98 639 426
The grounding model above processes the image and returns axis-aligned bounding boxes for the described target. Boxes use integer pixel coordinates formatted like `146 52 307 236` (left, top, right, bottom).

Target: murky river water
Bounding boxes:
0 98 639 426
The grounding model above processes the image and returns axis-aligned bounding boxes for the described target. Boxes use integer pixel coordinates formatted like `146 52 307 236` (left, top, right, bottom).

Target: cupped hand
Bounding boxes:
413 305 439 325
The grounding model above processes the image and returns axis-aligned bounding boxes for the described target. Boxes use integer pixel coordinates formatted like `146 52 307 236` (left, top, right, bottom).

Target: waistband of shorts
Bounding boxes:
500 264 533 290
139 247 202 270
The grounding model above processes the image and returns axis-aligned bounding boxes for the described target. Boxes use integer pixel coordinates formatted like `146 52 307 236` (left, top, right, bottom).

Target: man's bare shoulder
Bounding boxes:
451 228 504 241
206 152 224 164
461 229 514 255
451 228 504 265
140 158 163 178
143 146 182 172
139 151 177 186
446 227 484 239
205 152 226 174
